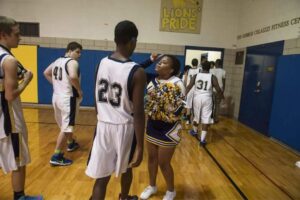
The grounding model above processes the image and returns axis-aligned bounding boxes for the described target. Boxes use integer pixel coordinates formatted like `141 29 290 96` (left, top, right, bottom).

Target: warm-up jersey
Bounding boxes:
95 56 139 124
51 57 80 97
186 67 200 87
210 68 225 92
194 73 213 97
0 47 27 139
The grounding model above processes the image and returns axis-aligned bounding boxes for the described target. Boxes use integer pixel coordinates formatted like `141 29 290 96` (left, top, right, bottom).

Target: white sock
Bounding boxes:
201 131 207 142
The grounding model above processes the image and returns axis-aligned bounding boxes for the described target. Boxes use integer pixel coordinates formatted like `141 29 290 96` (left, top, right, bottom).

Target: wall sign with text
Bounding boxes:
160 0 203 34
237 17 300 40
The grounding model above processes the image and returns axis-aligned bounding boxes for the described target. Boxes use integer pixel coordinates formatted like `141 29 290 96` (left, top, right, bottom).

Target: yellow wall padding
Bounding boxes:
12 45 38 103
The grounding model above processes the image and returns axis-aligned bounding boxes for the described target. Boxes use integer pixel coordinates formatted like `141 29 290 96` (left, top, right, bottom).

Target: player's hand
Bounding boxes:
78 90 83 100
150 53 164 62
128 146 143 168
23 71 33 83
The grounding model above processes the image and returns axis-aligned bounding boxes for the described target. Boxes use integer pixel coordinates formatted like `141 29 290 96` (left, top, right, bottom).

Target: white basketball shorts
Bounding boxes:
86 121 135 178
193 95 214 124
0 132 31 174
52 95 80 133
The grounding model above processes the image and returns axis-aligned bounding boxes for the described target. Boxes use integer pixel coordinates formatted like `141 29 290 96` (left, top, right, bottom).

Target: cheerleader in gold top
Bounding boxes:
140 55 185 200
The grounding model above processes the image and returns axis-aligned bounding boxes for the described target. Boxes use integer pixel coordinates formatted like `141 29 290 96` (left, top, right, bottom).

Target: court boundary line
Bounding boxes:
215 131 295 200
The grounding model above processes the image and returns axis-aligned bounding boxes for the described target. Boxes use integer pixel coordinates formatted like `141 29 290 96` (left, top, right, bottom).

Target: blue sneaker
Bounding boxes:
50 153 73 166
18 195 44 200
67 140 80 152
189 130 197 136
200 140 207 147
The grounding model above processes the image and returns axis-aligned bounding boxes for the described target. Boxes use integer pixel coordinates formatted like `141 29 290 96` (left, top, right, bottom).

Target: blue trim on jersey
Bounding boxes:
127 65 140 101
0 92 12 136
64 58 74 75
64 58 80 97
0 45 27 76
11 133 20 158
108 55 133 63
0 44 11 54
68 97 77 126
0 53 8 78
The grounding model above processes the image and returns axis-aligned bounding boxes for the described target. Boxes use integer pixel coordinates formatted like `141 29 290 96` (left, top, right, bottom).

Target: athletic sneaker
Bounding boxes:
118 194 138 200
162 190 176 200
189 130 197 136
50 153 73 166
140 185 157 199
18 195 44 200
200 140 207 147
67 140 80 152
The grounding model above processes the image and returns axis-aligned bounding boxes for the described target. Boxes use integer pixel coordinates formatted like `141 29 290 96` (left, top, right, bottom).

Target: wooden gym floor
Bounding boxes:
0 108 299 200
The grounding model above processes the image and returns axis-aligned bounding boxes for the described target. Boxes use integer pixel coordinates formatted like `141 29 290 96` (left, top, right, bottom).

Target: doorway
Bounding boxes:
239 41 284 135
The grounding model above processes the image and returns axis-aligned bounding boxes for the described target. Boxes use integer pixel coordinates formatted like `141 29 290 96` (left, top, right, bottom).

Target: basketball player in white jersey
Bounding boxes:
86 20 146 200
0 16 43 200
210 59 226 122
185 58 200 125
186 61 224 146
44 42 82 166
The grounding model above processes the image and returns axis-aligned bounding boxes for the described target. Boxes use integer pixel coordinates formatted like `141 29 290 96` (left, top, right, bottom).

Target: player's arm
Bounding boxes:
212 75 224 99
183 71 188 87
43 63 54 84
139 53 163 69
186 74 196 94
3 56 33 101
67 60 83 99
129 67 147 168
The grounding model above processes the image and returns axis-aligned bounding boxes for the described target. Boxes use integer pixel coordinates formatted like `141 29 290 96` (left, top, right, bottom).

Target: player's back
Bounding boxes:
51 57 79 97
194 72 213 96
95 56 138 124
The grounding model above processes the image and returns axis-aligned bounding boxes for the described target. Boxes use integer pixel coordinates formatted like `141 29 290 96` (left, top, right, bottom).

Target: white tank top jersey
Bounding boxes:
0 47 26 139
186 67 200 87
51 57 80 97
194 73 213 97
210 68 225 91
95 56 140 124
147 76 185 96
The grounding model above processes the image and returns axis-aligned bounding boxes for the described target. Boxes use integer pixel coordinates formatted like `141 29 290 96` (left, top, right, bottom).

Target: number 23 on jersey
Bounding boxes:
97 79 122 107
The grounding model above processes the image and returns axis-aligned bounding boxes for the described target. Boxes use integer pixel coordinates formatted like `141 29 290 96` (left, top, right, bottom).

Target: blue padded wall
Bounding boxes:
38 47 111 106
269 55 300 152
38 47 184 106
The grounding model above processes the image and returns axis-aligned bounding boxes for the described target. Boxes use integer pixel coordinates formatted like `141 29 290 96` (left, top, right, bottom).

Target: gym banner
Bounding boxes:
160 0 203 34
